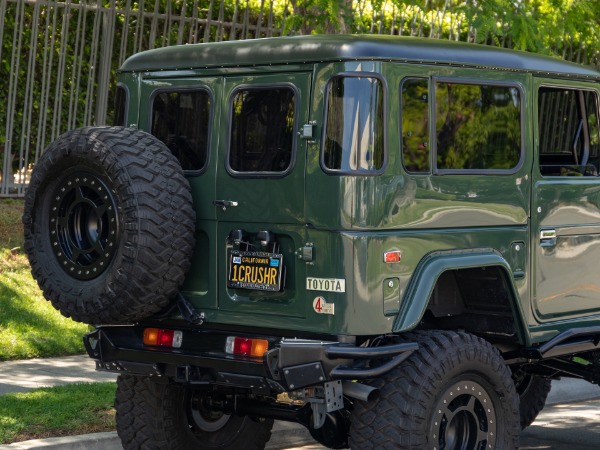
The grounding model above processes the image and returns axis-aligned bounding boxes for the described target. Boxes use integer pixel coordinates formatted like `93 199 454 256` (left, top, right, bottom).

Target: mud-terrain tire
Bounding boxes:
115 375 274 450
514 373 552 429
349 330 520 449
23 127 195 324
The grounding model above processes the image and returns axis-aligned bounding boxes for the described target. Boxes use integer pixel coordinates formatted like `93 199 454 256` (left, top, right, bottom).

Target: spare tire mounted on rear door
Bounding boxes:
23 126 196 325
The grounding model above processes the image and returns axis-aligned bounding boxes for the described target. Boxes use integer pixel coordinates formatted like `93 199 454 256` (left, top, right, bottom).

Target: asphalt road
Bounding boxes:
278 378 600 450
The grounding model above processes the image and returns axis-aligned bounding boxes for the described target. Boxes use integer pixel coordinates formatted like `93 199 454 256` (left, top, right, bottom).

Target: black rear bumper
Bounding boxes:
85 326 417 394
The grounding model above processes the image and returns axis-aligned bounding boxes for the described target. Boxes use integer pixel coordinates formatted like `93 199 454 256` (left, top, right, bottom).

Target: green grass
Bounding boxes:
0 199 89 360
0 383 116 444
0 198 24 249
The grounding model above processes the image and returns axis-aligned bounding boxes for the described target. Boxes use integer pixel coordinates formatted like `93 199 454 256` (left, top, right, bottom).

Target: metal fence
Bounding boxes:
1 1 598 197
0 0 288 197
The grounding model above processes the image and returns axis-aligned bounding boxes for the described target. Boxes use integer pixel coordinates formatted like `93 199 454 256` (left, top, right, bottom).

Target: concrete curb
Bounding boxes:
0 422 315 450
0 432 122 450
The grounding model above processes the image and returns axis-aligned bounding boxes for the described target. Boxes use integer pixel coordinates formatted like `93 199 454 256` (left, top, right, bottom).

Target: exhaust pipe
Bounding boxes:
342 381 379 402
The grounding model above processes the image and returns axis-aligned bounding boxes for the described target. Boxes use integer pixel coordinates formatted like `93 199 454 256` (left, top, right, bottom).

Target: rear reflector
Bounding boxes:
225 336 269 357
143 328 183 348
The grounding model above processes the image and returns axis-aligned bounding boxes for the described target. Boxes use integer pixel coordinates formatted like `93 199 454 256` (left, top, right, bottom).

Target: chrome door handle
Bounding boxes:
540 229 557 247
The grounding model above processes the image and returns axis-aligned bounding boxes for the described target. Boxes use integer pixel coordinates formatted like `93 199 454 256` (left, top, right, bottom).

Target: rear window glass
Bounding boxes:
323 75 385 173
151 90 211 172
229 87 296 174
435 82 522 171
401 78 430 173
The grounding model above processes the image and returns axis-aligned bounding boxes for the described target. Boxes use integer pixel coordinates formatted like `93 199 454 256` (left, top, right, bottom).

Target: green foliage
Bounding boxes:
0 383 116 444
286 0 353 34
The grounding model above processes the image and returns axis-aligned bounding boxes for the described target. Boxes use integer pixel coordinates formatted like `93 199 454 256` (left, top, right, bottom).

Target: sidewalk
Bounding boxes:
0 355 117 395
1 356 599 449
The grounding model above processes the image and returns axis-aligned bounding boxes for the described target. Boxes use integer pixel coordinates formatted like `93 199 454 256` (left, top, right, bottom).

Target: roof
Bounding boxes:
120 34 600 79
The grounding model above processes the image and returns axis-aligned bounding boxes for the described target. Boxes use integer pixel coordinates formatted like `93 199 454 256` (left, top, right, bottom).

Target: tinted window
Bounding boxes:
113 85 127 127
323 76 384 172
229 88 295 173
539 87 600 176
151 90 211 172
401 78 430 172
435 83 521 171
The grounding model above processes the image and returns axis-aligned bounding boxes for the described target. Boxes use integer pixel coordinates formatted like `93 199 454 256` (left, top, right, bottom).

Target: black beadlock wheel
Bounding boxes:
431 379 497 449
349 331 520 450
49 171 119 281
23 126 195 325
115 375 274 450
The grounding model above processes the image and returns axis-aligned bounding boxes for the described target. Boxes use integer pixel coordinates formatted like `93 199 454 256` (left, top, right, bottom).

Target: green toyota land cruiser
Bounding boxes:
23 35 600 449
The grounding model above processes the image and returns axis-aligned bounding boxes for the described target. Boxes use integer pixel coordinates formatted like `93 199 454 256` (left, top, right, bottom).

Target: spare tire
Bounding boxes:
23 127 195 325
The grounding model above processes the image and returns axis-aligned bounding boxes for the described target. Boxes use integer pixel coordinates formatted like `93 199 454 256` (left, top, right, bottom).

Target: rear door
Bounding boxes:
215 73 312 317
140 77 221 308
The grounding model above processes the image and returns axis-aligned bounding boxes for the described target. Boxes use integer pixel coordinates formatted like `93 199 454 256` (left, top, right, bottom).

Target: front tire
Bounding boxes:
115 375 274 450
349 331 520 449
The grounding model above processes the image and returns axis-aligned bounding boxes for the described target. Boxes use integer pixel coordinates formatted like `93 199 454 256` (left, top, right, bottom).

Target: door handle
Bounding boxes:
214 200 238 211
540 229 557 248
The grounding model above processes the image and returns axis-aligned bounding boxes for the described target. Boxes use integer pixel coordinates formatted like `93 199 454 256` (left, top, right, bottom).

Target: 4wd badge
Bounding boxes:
313 296 335 315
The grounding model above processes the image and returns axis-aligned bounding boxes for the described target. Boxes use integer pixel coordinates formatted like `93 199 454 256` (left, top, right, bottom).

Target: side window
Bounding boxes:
401 78 430 173
538 87 600 176
151 90 211 172
435 82 522 171
229 87 295 174
323 75 385 173
113 85 127 127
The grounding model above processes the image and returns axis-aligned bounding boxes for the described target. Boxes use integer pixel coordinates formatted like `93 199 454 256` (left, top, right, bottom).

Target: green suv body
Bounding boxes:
24 35 600 449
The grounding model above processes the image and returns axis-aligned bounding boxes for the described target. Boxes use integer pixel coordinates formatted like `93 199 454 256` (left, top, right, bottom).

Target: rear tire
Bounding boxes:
514 372 552 429
115 375 274 450
349 331 520 449
23 127 195 324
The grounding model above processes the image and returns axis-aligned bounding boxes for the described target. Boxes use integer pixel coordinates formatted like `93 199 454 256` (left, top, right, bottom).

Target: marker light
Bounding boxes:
143 328 183 348
384 250 402 263
225 336 269 357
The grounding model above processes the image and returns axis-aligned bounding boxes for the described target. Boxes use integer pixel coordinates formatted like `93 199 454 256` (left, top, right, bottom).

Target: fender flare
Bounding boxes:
393 248 527 342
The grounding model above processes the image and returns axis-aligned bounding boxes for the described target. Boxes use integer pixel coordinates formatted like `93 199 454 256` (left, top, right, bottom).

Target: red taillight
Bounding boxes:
235 338 252 354
225 336 269 357
143 328 182 348
158 329 174 346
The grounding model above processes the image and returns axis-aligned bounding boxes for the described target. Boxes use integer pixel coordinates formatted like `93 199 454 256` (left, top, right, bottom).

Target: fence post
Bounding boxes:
95 1 115 126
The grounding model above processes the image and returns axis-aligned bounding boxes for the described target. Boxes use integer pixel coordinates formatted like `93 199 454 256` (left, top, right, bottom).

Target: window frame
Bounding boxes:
148 86 214 176
320 71 388 176
432 77 526 176
537 82 600 178
226 82 299 179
